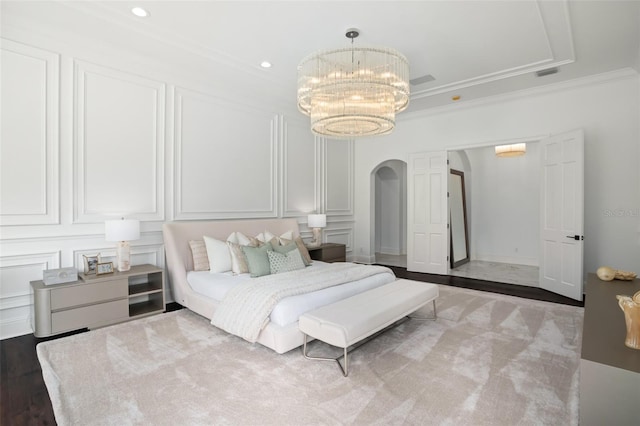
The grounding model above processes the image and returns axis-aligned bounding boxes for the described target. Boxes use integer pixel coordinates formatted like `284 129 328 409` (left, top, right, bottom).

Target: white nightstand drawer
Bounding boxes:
50 279 127 310
52 299 128 333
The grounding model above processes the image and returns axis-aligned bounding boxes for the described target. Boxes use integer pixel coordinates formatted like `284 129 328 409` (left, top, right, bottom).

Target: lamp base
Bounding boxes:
307 228 322 247
115 241 131 272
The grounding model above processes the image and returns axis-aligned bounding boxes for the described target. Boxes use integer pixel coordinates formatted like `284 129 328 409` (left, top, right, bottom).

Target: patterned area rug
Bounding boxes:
37 285 583 425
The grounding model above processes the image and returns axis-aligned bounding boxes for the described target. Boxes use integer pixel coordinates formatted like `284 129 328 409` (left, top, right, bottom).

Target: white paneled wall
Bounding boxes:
74 60 166 222
0 40 59 226
173 87 278 220
0 36 355 339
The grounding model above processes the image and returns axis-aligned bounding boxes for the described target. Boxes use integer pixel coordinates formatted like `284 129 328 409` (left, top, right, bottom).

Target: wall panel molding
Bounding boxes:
281 116 318 218
73 60 165 223
0 251 60 339
173 87 278 220
324 226 354 252
324 139 354 216
0 39 60 226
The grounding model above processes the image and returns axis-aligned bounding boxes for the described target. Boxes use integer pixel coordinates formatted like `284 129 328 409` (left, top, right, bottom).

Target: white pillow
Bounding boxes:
227 232 240 245
236 232 251 246
203 235 232 273
227 231 252 246
263 230 294 245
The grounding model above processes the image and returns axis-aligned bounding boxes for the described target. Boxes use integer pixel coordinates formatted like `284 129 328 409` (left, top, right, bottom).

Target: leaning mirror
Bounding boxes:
449 169 470 268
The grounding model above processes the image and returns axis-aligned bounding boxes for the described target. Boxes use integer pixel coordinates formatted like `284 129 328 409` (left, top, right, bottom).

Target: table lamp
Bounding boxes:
307 214 326 247
105 218 140 271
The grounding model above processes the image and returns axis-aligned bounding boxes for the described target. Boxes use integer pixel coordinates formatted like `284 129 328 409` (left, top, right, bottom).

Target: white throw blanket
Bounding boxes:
211 263 393 342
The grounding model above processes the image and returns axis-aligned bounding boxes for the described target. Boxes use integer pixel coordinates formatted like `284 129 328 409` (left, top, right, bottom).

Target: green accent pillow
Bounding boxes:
242 243 273 277
267 249 306 274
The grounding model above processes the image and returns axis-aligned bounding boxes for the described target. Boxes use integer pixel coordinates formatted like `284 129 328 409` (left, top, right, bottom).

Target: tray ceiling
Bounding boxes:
2 1 638 112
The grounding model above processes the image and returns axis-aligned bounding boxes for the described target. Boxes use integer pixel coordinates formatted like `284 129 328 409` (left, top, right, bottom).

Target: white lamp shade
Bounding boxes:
105 219 140 242
307 214 327 228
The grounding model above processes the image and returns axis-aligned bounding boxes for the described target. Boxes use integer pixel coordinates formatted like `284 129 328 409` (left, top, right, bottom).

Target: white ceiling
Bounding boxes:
2 1 639 113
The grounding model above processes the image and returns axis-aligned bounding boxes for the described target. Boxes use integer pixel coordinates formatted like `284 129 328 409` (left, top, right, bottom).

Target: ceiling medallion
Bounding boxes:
297 29 410 139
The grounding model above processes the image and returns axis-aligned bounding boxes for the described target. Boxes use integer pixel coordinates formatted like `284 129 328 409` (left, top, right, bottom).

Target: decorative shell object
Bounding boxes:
597 266 637 281
596 266 616 281
616 290 640 349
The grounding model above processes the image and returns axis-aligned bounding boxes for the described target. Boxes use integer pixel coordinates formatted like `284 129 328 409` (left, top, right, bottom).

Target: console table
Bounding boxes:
31 264 164 337
580 273 640 425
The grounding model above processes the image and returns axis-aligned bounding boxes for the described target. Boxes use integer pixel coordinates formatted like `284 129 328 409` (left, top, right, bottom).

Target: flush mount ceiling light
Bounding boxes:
297 29 410 139
495 143 526 157
131 7 149 17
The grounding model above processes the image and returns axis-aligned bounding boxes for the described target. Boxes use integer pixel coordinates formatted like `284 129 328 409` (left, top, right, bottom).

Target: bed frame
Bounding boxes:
162 218 306 353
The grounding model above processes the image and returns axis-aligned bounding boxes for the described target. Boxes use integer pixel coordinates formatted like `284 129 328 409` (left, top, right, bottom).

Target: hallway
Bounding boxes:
375 255 539 288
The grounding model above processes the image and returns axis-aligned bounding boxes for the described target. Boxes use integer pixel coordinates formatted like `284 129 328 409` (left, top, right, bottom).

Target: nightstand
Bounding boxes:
307 243 346 263
31 264 164 337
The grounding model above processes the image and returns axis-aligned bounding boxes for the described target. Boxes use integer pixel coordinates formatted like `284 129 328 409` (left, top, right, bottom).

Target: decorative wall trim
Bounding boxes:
0 39 60 226
324 139 354 216
281 116 318 218
73 244 165 272
173 87 279 220
0 251 60 339
73 60 165 223
402 68 638 122
324 226 354 252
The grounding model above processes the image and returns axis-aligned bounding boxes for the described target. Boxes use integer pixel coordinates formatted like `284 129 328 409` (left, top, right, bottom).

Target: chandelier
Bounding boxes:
297 29 410 139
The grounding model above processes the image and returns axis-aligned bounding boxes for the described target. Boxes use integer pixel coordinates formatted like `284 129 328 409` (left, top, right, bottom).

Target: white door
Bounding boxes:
540 129 584 300
407 151 448 274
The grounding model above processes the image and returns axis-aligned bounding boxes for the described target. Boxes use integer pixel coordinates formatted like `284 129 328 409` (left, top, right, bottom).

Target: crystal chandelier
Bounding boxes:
297 29 410 139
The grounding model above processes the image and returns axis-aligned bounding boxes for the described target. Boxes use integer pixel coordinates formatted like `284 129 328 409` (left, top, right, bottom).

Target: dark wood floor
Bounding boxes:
1 273 583 425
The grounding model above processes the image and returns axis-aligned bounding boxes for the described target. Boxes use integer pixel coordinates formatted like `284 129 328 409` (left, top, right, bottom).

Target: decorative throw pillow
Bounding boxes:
227 231 252 246
294 236 312 266
272 241 297 255
263 230 294 245
203 236 232 273
188 240 210 271
242 243 273 278
227 241 250 275
267 249 306 274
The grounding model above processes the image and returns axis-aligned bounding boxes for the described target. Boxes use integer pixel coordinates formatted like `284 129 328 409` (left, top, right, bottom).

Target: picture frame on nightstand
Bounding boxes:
83 254 101 275
96 262 114 275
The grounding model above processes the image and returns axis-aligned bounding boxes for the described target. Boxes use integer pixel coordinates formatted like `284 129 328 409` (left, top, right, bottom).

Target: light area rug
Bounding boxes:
37 285 583 426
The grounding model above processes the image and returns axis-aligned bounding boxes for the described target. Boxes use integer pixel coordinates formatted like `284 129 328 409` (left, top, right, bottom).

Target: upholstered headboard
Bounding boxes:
162 218 301 317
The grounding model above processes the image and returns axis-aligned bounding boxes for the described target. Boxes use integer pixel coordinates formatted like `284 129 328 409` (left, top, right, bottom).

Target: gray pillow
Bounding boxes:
242 242 273 277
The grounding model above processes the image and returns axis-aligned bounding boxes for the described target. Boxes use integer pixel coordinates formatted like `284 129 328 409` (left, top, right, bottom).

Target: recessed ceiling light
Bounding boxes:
260 61 272 69
131 7 149 17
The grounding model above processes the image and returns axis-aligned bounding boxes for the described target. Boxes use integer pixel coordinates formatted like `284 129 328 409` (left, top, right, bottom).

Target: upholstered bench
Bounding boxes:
298 279 439 376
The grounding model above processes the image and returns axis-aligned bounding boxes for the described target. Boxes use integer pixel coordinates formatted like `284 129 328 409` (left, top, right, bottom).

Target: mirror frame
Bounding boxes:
450 169 470 268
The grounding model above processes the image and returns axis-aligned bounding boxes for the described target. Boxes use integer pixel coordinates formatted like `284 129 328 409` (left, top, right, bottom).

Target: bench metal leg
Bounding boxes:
409 299 437 321
301 317 412 377
302 334 350 376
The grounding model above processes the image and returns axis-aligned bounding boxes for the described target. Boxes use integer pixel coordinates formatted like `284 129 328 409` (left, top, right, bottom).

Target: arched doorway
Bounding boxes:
371 160 407 267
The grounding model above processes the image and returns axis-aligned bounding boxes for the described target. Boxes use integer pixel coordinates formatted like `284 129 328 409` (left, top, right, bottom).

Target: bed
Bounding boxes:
162 218 396 353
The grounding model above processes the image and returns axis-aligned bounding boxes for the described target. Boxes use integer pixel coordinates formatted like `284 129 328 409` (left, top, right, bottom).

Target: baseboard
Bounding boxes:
0 316 32 340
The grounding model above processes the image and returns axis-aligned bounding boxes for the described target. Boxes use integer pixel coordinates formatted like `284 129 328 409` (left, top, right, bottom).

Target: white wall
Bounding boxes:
354 69 640 280
465 144 540 265
0 26 355 339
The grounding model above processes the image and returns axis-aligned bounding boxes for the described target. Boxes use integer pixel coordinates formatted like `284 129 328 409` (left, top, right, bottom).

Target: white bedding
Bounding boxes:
187 262 395 328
